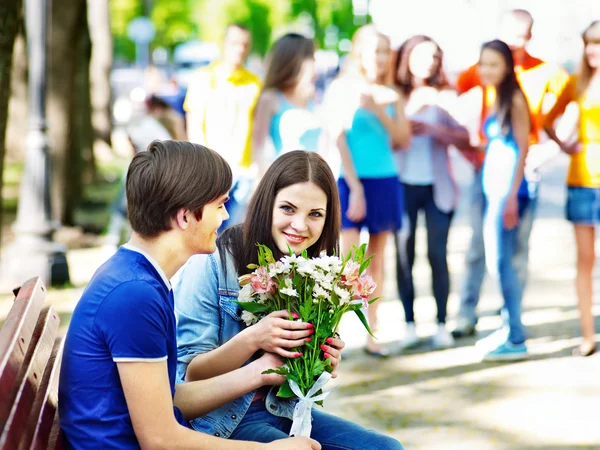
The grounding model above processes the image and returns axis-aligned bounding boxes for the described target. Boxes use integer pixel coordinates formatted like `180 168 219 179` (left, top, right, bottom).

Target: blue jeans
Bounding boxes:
395 184 453 324
229 399 403 450
458 170 538 326
483 195 531 345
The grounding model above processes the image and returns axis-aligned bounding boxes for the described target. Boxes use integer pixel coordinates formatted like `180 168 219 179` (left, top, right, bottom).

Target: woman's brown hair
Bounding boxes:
577 20 600 97
218 151 340 276
394 35 448 97
262 33 315 93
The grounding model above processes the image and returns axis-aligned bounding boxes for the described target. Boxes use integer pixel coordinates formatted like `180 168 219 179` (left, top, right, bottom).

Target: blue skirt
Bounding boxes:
566 186 600 224
338 177 403 233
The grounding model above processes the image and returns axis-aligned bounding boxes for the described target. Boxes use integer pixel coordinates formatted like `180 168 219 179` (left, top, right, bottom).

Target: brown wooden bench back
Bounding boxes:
0 277 65 450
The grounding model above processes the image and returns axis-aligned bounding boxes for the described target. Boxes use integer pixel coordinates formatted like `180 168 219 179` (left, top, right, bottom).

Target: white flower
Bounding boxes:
280 287 299 297
241 310 259 326
313 284 328 298
297 259 316 276
238 284 254 303
334 284 351 305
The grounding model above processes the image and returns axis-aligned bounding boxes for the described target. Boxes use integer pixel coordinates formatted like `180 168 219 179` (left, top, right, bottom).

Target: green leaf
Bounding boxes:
359 255 374 274
311 358 326 377
353 307 376 338
262 366 289 376
276 380 296 398
355 243 366 264
231 300 270 314
368 296 380 305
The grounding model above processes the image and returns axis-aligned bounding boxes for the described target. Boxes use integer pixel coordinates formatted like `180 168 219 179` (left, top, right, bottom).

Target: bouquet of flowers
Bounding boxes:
235 243 378 437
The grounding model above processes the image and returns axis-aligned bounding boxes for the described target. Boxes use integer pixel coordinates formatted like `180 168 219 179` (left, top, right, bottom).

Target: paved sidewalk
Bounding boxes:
1 152 599 449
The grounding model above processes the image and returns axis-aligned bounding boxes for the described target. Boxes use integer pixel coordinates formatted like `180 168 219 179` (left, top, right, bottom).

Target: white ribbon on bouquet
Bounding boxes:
288 371 332 437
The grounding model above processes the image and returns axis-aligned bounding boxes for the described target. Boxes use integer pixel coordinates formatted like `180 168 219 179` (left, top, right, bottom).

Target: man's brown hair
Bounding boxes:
126 140 232 238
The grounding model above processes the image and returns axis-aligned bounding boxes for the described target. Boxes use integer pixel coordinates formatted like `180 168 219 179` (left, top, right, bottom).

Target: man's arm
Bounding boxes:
183 71 208 145
118 360 320 450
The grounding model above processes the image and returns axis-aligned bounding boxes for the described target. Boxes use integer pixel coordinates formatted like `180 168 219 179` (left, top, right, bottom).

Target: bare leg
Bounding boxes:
573 225 596 355
362 231 390 352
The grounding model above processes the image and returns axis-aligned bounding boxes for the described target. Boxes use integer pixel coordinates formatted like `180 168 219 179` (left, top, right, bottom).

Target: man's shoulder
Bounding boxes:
90 251 166 301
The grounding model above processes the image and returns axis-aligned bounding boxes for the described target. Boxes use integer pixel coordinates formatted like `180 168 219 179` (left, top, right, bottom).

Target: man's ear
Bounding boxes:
175 208 190 230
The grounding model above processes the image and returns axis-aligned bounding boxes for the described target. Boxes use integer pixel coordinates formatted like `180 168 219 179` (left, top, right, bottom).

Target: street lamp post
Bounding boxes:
0 0 69 291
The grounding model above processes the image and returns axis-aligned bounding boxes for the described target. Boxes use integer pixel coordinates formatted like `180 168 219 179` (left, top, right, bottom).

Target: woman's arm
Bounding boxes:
252 90 277 177
543 76 580 154
426 106 471 150
336 130 366 222
364 90 411 150
185 310 313 382
503 92 531 229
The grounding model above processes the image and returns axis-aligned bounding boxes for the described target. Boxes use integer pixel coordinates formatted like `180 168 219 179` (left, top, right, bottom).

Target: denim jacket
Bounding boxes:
172 248 296 438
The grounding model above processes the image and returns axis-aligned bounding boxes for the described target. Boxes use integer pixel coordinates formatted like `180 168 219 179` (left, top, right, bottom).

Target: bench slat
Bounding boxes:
0 277 46 429
22 334 65 450
0 306 60 450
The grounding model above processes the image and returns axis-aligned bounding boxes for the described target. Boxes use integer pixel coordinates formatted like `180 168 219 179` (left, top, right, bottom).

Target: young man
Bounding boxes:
184 24 261 229
59 140 319 450
452 9 569 344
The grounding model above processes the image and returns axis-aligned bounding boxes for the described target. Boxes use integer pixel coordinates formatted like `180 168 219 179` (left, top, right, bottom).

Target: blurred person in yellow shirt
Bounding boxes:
453 9 570 339
544 21 600 357
184 24 261 229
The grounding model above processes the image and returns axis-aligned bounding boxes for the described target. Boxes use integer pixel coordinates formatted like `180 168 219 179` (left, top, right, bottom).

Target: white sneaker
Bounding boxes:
432 324 455 349
401 323 420 349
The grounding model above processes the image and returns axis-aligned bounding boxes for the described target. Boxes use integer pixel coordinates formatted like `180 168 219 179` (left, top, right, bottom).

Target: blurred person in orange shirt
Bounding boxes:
184 24 261 230
543 21 600 357
452 9 569 339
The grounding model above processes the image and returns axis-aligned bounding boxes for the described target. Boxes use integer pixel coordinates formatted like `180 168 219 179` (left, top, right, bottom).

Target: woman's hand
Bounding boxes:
320 337 346 379
249 310 314 358
503 194 519 230
347 186 367 223
410 120 433 136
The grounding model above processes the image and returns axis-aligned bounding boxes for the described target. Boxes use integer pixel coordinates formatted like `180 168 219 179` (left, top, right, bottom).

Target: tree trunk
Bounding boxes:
5 26 27 162
65 3 93 226
87 0 112 182
48 0 87 224
0 0 24 248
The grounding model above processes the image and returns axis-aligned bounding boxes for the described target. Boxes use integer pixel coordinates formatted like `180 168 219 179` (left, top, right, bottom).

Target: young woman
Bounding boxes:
252 34 323 174
173 151 404 449
476 40 532 361
393 35 471 349
543 21 600 357
324 24 411 357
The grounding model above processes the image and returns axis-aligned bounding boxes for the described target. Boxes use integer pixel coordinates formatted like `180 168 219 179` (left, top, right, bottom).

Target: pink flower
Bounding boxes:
353 275 377 300
238 273 253 286
250 266 277 294
341 261 360 286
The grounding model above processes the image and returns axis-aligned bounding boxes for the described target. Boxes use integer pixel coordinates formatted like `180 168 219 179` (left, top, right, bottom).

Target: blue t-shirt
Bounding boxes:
343 103 399 179
270 91 321 155
59 246 187 449
482 115 529 199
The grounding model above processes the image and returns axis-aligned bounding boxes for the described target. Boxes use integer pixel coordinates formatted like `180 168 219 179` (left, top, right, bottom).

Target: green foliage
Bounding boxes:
110 0 362 62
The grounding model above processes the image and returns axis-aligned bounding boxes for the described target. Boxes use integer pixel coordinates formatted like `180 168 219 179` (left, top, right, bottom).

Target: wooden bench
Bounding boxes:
0 277 65 450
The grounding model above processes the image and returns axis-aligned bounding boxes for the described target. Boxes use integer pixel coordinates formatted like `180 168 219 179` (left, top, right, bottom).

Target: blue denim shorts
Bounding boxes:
566 187 600 224
338 176 403 233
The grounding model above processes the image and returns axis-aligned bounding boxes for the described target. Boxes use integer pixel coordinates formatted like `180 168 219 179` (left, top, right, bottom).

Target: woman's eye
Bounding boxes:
310 212 323 218
280 205 293 213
